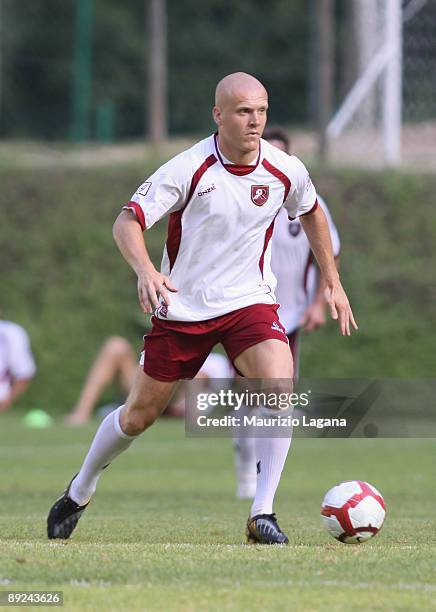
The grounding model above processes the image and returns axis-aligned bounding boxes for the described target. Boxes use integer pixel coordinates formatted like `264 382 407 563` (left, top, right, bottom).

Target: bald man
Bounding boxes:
48 72 357 544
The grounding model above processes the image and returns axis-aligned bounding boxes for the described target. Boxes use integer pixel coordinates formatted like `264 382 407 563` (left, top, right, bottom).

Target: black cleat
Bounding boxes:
246 513 289 545
47 477 89 540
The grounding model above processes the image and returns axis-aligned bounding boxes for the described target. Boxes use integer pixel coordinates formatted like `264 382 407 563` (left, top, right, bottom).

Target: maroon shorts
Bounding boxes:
142 303 288 382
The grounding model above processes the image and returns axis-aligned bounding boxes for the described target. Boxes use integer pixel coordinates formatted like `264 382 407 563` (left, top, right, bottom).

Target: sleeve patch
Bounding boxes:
136 181 152 196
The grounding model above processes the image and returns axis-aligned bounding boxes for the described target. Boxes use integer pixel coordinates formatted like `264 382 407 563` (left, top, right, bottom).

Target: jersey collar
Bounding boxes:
213 133 261 176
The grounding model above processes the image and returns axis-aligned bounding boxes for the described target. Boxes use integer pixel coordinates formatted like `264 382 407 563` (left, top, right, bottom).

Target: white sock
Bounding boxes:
233 405 256 498
69 405 138 505
250 406 293 517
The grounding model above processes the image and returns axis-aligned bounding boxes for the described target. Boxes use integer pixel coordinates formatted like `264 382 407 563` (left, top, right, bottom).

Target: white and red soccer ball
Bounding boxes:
321 480 386 544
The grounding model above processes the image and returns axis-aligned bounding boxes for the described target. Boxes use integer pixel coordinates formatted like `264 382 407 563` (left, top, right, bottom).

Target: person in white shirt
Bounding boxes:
48 72 357 545
266 128 341 370
0 316 36 412
233 127 341 499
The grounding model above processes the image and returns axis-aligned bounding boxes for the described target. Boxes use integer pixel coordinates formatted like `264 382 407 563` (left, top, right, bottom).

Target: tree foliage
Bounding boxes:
1 0 310 139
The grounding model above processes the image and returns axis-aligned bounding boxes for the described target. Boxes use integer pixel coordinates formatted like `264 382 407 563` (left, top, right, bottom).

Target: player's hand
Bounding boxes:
299 301 327 333
137 269 178 314
325 282 358 336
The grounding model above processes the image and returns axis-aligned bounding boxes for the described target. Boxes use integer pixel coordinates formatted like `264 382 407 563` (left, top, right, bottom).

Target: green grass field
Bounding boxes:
1 414 435 611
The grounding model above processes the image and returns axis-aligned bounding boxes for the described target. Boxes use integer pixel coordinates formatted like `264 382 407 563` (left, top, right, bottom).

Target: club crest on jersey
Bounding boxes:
157 304 168 318
251 185 269 206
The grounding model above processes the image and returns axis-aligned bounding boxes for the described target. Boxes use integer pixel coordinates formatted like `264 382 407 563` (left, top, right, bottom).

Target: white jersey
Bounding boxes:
124 134 317 322
271 196 340 334
0 321 36 401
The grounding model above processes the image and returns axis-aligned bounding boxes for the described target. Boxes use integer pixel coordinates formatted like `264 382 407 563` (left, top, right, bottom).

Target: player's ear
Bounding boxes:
212 106 221 127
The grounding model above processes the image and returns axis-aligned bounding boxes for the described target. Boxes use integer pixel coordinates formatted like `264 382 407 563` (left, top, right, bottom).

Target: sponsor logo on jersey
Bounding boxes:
136 181 152 196
251 185 269 206
198 184 216 196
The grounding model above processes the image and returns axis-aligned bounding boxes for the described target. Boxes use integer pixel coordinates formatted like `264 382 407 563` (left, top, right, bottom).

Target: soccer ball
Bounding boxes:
321 480 386 544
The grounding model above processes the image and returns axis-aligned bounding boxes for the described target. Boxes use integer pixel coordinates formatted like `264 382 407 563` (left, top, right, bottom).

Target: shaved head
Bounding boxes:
215 72 268 108
213 72 269 164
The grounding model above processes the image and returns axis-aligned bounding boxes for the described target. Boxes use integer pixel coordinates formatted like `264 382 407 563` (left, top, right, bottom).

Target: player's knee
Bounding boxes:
259 379 294 413
122 400 160 434
265 378 293 396
102 336 132 359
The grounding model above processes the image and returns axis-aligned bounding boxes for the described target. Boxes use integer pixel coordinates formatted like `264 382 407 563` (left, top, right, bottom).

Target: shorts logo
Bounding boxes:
136 181 152 196
251 185 269 206
271 321 285 334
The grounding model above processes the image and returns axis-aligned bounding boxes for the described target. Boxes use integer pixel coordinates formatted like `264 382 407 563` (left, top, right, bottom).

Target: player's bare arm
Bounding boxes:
112 210 177 314
300 255 340 332
300 207 357 336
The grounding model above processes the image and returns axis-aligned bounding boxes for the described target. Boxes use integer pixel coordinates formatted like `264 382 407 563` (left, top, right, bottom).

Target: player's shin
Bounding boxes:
250 406 293 517
69 405 138 505
233 404 257 499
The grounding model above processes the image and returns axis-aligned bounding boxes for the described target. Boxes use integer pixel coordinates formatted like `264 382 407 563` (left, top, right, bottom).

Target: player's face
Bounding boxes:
214 92 268 156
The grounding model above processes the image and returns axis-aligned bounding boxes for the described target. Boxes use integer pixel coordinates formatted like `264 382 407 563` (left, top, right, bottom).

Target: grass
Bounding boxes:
1 414 435 611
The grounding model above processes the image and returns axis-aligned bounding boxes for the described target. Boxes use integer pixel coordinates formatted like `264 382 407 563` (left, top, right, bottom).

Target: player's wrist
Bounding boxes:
325 271 341 289
135 263 156 280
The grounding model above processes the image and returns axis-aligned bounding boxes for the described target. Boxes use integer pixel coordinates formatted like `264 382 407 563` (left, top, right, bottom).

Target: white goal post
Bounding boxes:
326 0 403 166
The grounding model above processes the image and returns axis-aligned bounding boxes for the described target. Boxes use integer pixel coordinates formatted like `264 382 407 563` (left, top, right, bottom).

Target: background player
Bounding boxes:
233 127 341 499
0 311 36 412
64 339 232 425
48 72 357 545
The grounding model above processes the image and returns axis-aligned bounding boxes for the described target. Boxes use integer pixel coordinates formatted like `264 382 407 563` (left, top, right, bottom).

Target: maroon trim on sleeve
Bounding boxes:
167 154 217 271
262 159 291 203
123 202 146 231
288 198 319 221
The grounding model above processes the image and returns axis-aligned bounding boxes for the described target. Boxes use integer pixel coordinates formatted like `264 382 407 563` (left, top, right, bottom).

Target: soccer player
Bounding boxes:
233 127 341 499
47 72 357 544
0 313 36 412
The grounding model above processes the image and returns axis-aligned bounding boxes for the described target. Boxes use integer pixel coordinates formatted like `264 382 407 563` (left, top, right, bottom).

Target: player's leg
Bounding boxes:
48 316 216 540
233 331 300 499
234 337 293 378
65 336 136 426
221 304 294 543
47 368 178 539
233 420 256 499
232 370 257 499
233 338 293 544
287 329 300 380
